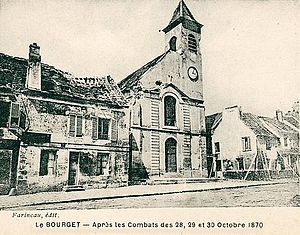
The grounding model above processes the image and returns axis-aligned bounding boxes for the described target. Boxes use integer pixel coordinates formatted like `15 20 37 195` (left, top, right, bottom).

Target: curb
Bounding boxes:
1 180 291 210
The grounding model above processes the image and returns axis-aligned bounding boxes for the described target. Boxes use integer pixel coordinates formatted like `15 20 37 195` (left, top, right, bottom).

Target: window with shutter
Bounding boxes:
111 119 117 142
96 153 109 175
10 103 20 128
19 111 26 129
39 150 49 176
39 150 57 176
91 117 111 140
69 115 76 137
0 101 10 127
69 115 84 137
76 116 83 137
188 34 197 53
242 137 251 151
92 117 98 139
98 118 110 140
47 152 56 175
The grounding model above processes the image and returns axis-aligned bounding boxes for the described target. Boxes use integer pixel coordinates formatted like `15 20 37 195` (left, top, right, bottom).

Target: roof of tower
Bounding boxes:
162 0 203 33
118 1 204 95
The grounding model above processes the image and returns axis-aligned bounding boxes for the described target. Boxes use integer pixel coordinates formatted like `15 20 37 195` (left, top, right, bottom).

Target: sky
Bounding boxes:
0 0 299 116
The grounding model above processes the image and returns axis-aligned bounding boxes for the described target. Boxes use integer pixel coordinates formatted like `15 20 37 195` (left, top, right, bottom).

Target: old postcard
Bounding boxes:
0 0 299 234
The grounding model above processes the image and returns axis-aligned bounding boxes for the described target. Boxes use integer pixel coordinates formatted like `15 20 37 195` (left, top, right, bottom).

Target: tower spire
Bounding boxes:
162 0 203 33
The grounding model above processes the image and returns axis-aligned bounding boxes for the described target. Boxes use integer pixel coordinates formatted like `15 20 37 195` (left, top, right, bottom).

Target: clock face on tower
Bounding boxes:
187 66 199 81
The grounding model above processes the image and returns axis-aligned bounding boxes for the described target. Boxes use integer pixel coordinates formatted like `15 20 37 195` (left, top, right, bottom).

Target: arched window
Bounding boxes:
164 96 176 126
169 36 177 51
188 34 197 53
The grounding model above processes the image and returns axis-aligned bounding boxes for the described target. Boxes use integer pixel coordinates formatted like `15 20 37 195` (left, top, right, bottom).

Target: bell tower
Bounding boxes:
162 0 204 100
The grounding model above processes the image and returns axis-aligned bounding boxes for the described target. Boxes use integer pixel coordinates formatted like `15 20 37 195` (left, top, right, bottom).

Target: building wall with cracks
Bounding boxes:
14 95 129 194
0 43 129 195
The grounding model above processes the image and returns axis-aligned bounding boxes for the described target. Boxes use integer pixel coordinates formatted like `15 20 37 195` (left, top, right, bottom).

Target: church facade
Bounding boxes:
118 0 207 180
0 0 208 195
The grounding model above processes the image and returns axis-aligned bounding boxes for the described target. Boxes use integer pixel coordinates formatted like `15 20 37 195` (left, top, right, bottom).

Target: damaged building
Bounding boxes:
0 43 129 194
206 105 299 180
118 0 207 181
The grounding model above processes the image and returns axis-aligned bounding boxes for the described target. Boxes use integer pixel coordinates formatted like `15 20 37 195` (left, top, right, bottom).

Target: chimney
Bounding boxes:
275 110 284 122
26 43 41 90
223 105 242 120
292 101 299 114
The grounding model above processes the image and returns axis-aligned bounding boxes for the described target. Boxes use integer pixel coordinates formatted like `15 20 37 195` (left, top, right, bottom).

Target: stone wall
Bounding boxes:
200 136 207 177
16 147 128 194
13 95 129 194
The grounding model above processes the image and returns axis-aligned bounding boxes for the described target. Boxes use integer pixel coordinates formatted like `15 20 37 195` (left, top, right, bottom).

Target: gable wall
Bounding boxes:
212 110 257 160
140 51 203 101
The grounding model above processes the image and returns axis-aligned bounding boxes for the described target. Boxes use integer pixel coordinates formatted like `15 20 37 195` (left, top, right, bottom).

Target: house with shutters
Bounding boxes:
259 112 299 173
0 43 129 195
118 0 207 181
206 105 299 180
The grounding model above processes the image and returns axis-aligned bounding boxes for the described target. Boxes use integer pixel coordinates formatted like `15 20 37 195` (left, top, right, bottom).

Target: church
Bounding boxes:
0 0 208 195
118 0 207 181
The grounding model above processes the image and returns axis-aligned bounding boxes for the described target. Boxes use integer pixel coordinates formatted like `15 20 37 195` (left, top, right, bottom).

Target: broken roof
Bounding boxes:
206 108 298 140
0 53 127 107
284 115 299 129
241 113 277 137
118 52 168 93
259 116 298 136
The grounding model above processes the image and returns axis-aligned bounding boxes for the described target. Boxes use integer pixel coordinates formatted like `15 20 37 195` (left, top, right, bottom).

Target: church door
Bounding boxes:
165 138 177 172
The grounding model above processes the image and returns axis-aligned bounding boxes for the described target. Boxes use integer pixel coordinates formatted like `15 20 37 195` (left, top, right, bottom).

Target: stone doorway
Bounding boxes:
0 150 12 185
68 152 80 185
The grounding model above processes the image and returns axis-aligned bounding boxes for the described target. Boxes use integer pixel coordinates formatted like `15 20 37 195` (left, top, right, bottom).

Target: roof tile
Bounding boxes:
118 52 167 93
0 53 126 106
241 113 277 137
